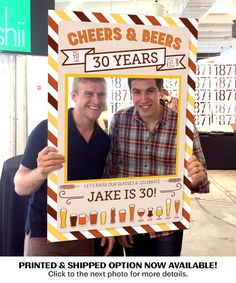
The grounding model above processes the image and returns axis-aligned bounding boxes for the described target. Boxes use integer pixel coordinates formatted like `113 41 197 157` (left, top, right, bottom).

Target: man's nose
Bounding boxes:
140 91 148 101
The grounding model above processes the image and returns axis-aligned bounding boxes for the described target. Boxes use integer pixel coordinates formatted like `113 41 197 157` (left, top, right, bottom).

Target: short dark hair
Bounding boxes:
128 78 163 91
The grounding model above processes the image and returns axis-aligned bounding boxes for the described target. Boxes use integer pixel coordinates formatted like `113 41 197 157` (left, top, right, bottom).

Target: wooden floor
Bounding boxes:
182 170 236 256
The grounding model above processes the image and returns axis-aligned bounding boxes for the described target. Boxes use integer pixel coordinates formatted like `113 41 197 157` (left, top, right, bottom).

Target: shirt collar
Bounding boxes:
68 108 100 135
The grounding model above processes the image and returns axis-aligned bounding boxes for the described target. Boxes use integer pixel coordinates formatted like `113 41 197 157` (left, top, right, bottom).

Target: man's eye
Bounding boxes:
99 93 106 97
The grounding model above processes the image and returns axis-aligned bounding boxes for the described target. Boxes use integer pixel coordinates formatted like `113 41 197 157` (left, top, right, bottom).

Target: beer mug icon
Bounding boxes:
78 213 88 226
70 213 77 227
89 210 98 225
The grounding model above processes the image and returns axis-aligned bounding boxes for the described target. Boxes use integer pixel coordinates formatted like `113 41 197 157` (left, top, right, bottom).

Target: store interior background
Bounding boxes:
0 0 235 255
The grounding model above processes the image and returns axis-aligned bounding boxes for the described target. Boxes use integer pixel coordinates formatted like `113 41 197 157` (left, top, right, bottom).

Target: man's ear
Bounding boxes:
70 91 77 102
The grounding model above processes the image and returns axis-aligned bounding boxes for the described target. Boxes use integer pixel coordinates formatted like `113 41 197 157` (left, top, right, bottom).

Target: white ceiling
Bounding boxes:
181 0 236 53
55 0 236 54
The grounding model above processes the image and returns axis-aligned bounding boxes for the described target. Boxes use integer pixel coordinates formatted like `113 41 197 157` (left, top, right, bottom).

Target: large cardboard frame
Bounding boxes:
47 10 197 242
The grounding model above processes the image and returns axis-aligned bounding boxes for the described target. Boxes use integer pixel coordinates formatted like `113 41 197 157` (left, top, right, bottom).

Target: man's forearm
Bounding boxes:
14 166 46 196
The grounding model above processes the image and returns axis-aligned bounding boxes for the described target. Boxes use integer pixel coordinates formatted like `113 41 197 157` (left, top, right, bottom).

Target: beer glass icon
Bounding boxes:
110 207 116 224
119 209 126 223
78 213 88 226
166 198 171 218
147 207 153 220
60 208 67 228
175 200 180 218
156 206 163 220
129 204 135 222
70 213 77 227
100 211 106 225
137 208 145 221
89 210 98 225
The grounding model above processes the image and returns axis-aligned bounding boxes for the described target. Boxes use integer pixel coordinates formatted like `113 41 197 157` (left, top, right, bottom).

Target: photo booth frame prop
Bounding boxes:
47 10 197 242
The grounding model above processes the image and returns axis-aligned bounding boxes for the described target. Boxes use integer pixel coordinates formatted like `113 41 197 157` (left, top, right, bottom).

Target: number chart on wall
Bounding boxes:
196 63 236 131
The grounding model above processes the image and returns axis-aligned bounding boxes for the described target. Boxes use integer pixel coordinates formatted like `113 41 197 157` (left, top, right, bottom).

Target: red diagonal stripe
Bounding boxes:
48 74 58 92
48 93 58 110
48 35 58 54
185 125 194 141
71 231 87 240
73 11 91 22
48 130 57 147
184 176 191 188
47 204 57 220
146 15 161 25
180 17 198 39
182 208 190 222
89 230 104 238
123 226 139 235
128 14 144 25
141 225 156 233
186 109 194 124
188 75 195 91
184 158 188 169
188 58 196 73
48 186 57 203
173 221 187 230
48 15 58 34
93 12 109 23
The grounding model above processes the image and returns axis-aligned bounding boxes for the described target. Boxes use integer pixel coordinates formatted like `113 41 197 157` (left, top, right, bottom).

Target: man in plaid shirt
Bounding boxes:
104 78 209 256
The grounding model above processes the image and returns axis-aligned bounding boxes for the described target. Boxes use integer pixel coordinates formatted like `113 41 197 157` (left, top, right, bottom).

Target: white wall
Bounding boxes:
0 55 48 173
0 55 15 172
26 56 48 135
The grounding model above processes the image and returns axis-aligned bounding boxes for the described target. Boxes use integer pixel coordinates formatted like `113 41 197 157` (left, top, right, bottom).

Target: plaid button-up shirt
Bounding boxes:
104 105 209 238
